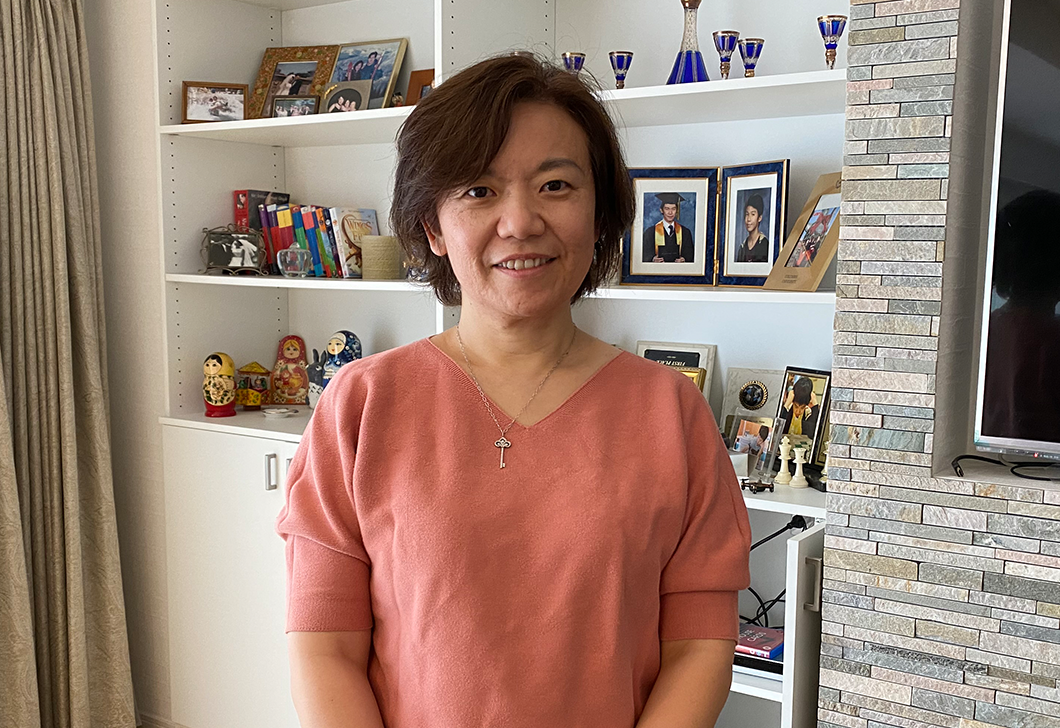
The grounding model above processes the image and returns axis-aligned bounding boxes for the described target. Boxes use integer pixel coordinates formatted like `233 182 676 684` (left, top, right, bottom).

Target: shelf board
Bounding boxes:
165 273 834 304
730 666 784 702
742 483 827 519
230 0 351 8
166 273 427 293
161 412 308 443
158 70 845 148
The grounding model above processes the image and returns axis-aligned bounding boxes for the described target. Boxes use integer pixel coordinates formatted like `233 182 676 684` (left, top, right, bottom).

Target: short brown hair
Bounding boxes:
391 53 634 306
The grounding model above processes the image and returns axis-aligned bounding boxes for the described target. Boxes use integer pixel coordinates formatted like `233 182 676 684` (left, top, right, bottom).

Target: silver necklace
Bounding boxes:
456 325 576 469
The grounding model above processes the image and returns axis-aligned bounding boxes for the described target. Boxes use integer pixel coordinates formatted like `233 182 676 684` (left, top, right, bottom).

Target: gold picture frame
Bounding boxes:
763 172 842 291
249 45 340 119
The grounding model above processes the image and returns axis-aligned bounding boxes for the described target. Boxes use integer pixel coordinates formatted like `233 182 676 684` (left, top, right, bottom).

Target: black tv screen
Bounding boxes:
975 0 1060 459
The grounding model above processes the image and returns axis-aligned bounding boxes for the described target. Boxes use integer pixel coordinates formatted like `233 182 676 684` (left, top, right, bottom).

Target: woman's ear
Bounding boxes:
423 220 447 257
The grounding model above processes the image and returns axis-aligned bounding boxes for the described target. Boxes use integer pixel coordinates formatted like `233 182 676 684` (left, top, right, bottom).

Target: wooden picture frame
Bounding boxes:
406 68 435 105
272 95 319 117
249 45 340 119
329 38 409 109
622 167 719 286
181 82 247 124
763 172 842 291
716 159 790 287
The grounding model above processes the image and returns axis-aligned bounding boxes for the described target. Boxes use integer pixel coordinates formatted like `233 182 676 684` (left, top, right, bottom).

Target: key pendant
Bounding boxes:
495 437 511 469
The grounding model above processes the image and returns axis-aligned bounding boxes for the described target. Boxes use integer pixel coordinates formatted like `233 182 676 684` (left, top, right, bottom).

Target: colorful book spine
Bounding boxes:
257 204 274 268
234 190 250 231
291 205 322 276
736 624 784 660
302 207 334 277
317 207 343 278
275 205 295 259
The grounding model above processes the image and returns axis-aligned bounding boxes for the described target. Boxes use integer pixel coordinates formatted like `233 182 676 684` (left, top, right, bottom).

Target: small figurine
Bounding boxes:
323 330 362 387
741 480 775 494
236 361 270 410
774 435 793 485
271 335 310 405
790 447 809 488
203 352 237 418
307 349 325 409
390 92 404 107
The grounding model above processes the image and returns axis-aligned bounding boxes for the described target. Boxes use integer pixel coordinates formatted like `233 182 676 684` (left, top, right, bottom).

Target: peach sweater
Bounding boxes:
275 338 751 727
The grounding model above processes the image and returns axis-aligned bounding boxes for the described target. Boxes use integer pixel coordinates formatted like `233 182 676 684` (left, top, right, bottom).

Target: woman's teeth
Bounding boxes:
499 258 549 270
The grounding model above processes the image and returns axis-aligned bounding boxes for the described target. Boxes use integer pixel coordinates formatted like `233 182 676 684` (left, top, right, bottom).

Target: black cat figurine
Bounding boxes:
307 348 325 409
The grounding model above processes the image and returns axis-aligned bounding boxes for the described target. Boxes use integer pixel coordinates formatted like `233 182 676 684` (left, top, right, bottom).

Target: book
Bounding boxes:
300 206 331 277
257 204 274 267
275 205 295 259
732 652 783 675
736 623 784 660
290 205 323 276
234 190 289 232
316 207 343 278
332 208 379 279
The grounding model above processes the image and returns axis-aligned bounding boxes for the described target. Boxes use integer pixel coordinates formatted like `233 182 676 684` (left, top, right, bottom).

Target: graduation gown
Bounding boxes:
642 222 694 263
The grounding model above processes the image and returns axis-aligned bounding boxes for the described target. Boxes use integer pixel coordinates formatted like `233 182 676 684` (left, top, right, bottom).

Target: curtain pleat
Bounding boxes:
0 0 135 726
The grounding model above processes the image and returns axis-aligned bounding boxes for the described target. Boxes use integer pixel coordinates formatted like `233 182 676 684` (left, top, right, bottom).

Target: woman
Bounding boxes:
735 193 768 263
275 54 750 728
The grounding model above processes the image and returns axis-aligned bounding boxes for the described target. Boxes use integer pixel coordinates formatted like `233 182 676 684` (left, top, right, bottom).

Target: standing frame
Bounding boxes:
717 160 790 287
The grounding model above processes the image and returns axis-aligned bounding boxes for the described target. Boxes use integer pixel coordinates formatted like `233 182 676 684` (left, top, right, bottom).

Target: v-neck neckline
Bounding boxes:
422 337 628 432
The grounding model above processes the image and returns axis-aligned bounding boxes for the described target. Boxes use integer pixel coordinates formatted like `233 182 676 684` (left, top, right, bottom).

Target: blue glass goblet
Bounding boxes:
712 30 740 80
608 51 634 89
739 38 765 78
817 15 848 70
561 52 586 75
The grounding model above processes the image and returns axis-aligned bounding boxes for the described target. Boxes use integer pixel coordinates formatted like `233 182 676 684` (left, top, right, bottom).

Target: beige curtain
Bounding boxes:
0 0 136 726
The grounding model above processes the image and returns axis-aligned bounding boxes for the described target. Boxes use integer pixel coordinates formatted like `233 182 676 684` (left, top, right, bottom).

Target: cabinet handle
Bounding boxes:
803 556 823 613
265 453 279 491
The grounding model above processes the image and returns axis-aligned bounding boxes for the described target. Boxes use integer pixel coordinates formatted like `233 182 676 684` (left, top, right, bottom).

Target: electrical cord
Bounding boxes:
741 515 809 628
952 454 1060 482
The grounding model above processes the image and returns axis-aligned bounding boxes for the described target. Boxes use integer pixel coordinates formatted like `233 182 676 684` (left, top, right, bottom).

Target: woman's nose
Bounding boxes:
495 189 546 240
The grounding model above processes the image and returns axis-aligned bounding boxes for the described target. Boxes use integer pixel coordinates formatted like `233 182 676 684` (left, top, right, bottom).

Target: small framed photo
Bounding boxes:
323 81 372 112
622 167 719 286
249 45 340 118
181 82 247 123
764 172 842 291
406 68 435 105
200 226 267 275
729 416 775 460
774 366 832 464
717 160 789 287
273 95 319 117
636 341 717 391
330 38 409 109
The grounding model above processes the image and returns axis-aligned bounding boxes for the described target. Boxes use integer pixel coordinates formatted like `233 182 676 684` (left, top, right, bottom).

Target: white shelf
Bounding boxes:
166 273 427 293
731 666 784 702
742 485 827 520
161 413 308 443
231 0 350 8
157 70 845 149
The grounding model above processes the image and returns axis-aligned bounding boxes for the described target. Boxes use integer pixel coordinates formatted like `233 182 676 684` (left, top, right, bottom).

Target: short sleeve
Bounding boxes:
658 382 752 642
275 366 374 633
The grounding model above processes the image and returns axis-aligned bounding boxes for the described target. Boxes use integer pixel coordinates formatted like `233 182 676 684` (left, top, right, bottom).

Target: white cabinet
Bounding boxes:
162 424 299 728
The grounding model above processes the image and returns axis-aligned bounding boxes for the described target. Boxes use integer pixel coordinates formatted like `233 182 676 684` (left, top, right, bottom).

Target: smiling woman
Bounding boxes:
276 53 750 728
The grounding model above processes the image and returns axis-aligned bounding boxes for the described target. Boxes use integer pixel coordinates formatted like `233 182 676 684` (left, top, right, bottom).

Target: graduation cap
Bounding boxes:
654 192 688 205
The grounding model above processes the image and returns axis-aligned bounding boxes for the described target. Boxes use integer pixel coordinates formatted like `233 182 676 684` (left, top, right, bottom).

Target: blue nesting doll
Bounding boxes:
323 330 362 388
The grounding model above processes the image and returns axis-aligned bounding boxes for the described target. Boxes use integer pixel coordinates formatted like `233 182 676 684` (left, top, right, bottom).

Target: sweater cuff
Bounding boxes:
659 591 739 641
285 535 374 633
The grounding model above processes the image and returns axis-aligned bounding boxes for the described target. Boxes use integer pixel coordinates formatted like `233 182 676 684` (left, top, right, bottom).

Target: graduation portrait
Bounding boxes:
622 168 718 286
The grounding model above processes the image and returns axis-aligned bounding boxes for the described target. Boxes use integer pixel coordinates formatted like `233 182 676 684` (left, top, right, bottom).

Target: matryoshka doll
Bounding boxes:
271 335 310 405
203 352 237 417
323 330 363 387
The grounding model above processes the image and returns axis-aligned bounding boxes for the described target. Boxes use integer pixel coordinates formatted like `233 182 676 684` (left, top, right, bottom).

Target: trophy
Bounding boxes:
738 38 765 78
561 52 586 75
712 30 740 80
667 0 709 84
817 15 848 70
609 51 634 89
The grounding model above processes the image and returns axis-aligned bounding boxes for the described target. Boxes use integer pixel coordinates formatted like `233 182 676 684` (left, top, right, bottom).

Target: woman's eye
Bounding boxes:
543 180 568 192
465 186 491 199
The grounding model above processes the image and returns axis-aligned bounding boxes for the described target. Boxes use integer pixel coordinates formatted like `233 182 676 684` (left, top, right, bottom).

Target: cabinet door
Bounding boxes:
162 425 298 728
780 522 825 728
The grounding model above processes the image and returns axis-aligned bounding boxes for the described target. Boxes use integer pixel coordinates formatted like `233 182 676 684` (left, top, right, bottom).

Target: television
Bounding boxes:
974 0 1060 461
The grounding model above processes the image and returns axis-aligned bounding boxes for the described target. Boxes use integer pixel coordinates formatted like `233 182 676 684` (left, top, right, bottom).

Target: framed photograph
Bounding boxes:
200 226 267 275
717 160 789 287
181 82 247 123
720 367 785 430
622 167 718 286
272 95 319 117
406 68 435 105
323 80 372 113
814 408 832 469
752 416 787 477
729 416 775 460
636 341 717 391
774 366 832 464
764 172 842 291
249 45 339 119
330 38 409 109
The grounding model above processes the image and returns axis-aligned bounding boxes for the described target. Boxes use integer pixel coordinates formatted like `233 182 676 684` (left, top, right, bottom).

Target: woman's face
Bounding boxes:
426 102 597 321
744 205 761 233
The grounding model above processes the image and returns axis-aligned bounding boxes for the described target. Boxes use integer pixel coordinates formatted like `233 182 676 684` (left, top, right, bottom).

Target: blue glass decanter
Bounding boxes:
667 0 710 84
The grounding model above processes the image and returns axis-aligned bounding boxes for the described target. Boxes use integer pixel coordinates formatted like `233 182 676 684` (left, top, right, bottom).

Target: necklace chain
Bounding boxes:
456 325 576 466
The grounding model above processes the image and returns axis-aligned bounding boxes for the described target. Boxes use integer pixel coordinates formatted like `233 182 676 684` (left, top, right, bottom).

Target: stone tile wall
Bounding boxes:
822 2 1060 728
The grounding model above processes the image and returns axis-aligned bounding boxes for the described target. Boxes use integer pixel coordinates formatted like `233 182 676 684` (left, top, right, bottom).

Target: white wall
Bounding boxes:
84 0 171 721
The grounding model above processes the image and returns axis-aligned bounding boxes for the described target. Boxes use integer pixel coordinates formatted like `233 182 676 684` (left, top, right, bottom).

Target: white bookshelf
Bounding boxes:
154 1 844 726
